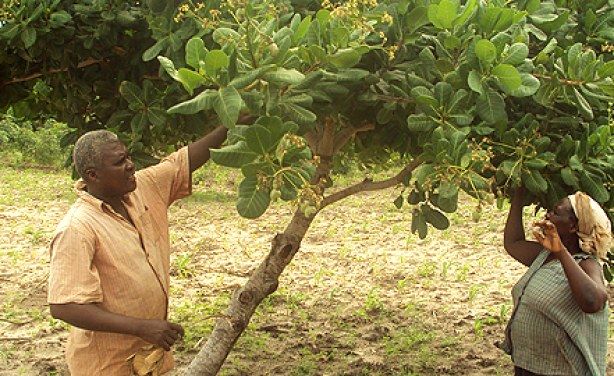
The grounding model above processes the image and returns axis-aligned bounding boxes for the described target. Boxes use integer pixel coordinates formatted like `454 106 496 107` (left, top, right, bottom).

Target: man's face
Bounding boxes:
87 141 136 197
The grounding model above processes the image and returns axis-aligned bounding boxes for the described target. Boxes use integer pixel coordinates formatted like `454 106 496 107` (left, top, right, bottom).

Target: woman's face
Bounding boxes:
546 198 577 235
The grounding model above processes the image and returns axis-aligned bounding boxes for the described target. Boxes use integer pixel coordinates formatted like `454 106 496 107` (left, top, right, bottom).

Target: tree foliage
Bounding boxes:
3 0 612 220
3 0 614 371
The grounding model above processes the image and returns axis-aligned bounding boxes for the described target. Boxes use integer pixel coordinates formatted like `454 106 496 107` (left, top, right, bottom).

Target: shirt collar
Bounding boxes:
74 179 133 211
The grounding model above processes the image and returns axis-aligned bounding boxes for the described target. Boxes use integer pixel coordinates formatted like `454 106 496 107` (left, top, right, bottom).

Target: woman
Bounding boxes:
501 187 611 375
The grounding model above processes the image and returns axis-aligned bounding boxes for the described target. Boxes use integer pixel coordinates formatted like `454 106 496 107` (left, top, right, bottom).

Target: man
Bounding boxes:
47 125 227 375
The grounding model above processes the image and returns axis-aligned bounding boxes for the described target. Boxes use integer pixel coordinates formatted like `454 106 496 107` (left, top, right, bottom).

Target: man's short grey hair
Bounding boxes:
73 130 119 178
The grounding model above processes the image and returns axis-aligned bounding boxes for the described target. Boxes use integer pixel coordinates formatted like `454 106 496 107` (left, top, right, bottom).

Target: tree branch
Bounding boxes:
533 73 584 86
333 122 375 154
321 158 422 209
317 117 336 157
1 57 106 88
304 131 318 152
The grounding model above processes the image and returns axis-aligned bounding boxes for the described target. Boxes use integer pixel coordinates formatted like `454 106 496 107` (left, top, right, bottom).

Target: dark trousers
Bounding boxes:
514 366 541 376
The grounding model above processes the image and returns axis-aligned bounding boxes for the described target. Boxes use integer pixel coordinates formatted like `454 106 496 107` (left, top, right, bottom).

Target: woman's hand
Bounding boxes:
532 219 566 253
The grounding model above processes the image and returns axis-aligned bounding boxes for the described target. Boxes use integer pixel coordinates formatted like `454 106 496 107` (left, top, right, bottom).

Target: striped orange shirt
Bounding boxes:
48 147 191 375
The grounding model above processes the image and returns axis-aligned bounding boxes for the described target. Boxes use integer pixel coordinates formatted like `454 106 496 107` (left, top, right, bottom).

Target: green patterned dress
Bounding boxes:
501 250 608 375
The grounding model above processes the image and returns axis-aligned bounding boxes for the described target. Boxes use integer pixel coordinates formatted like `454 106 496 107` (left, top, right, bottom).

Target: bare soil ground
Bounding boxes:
0 165 612 375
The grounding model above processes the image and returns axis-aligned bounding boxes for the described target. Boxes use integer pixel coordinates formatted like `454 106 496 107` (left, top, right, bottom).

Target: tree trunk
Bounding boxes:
184 120 407 375
184 210 314 375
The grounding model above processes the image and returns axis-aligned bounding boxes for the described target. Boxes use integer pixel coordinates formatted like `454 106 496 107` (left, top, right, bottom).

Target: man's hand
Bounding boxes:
532 219 566 253
135 319 184 351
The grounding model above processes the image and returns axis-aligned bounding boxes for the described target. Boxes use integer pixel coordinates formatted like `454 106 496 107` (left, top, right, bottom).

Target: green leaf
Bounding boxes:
408 189 425 205
492 64 522 92
242 91 264 113
205 50 229 77
532 10 569 33
541 38 557 54
157 56 178 80
293 70 324 90
523 158 547 170
244 125 274 154
210 141 258 167
573 88 593 120
604 264 613 283
316 9 331 26
167 90 217 114
427 0 458 29
185 37 208 70
241 162 276 178
407 114 435 132
439 181 458 198
147 107 167 127
119 81 145 110
433 193 458 213
237 176 270 219
467 70 484 94
566 43 582 79
116 10 136 26
146 0 168 13
229 65 276 89
177 68 206 95
569 155 583 171
21 28 36 48
476 90 507 124
475 39 497 64
264 68 305 85
130 112 148 133
255 116 297 143
281 103 317 125
413 164 435 185
328 69 370 82
423 206 450 230
394 195 404 209
405 6 429 32
377 107 393 124
50 11 71 27
0 23 19 39
478 7 516 35
522 169 548 193
509 74 540 97
214 86 242 129
328 48 363 68
293 15 312 43
454 0 477 27
411 209 428 239
212 27 241 45
560 167 579 189
501 43 529 65
579 171 609 203
597 61 614 79
434 82 453 106
143 39 167 62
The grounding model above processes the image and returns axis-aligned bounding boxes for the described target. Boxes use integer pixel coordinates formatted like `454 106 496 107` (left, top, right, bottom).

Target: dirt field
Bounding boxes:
1 164 612 375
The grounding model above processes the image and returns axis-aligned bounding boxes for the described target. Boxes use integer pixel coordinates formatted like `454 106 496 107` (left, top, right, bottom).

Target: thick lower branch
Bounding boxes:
332 122 375 155
321 158 422 209
185 210 313 375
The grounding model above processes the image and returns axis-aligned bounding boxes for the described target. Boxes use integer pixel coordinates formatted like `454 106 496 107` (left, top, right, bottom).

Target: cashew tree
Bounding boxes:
1 0 613 374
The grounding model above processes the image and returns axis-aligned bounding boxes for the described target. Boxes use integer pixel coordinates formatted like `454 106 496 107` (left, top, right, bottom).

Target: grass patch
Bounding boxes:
170 292 231 352
183 190 236 204
0 166 74 206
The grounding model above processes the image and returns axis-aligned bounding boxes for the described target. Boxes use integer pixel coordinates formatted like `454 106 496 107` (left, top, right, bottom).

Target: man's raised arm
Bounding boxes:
187 125 228 173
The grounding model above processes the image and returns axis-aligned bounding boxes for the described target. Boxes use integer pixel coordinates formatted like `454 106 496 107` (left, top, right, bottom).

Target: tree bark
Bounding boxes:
184 211 314 375
184 121 414 375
